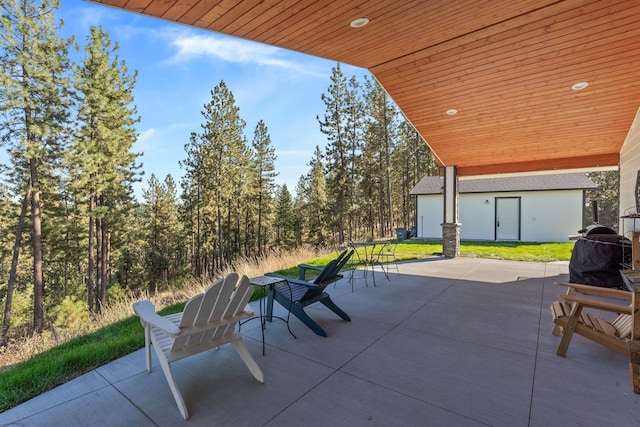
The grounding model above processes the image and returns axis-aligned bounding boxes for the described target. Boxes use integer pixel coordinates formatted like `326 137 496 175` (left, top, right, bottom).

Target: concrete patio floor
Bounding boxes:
2 257 639 426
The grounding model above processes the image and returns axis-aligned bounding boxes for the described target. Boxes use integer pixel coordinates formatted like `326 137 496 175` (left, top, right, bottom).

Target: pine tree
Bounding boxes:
0 182 29 345
274 184 296 249
305 146 328 247
293 176 308 246
162 175 185 280
0 0 74 332
318 63 349 243
179 132 205 276
251 120 278 255
181 81 247 274
392 119 438 229
142 174 183 291
70 26 140 312
362 76 397 237
344 76 365 240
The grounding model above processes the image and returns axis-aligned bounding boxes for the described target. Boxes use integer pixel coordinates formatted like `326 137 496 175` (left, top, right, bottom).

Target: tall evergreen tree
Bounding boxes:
142 174 182 291
362 76 397 237
344 76 365 240
251 120 277 255
318 63 350 244
161 175 185 280
305 146 328 247
393 119 438 229
274 184 296 249
181 81 247 275
0 183 29 345
70 25 140 312
179 132 205 276
293 175 308 246
0 0 74 332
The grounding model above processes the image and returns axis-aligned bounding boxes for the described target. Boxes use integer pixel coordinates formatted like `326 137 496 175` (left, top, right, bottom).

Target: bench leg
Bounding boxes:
629 340 640 394
557 303 583 357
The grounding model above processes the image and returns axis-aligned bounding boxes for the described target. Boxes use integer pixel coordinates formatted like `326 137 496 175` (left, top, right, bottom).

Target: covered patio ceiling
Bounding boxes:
94 0 640 176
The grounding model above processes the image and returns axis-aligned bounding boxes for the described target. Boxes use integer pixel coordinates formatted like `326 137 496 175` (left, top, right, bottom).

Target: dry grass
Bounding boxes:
0 246 322 369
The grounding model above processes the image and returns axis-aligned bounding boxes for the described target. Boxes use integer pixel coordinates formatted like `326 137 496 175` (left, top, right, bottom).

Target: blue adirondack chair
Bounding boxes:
265 249 354 337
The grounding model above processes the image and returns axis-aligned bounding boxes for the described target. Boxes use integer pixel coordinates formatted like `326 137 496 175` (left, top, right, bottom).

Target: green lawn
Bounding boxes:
0 240 573 412
458 240 573 262
0 302 186 412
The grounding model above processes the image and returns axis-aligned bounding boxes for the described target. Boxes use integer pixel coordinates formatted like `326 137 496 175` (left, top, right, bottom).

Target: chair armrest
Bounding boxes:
264 272 291 283
298 263 322 272
243 303 255 317
133 300 181 336
554 281 632 300
265 272 319 289
297 263 323 280
560 294 632 315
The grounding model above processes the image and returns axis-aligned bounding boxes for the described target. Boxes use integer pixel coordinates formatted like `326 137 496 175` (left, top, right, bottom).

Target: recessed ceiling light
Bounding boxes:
446 109 458 116
572 81 589 91
350 18 369 28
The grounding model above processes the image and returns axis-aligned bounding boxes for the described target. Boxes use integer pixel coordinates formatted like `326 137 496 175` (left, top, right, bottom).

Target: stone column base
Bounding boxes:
441 222 461 258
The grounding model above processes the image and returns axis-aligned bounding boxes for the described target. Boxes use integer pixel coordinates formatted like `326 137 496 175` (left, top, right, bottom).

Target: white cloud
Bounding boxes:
168 34 325 77
138 128 156 141
63 3 121 31
134 128 157 152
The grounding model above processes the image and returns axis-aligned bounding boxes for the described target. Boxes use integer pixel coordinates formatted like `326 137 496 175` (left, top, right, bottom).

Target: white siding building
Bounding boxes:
619 109 640 241
410 173 597 242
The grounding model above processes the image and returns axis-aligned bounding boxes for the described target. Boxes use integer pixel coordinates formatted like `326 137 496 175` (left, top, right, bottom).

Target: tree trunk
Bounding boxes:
258 178 263 255
95 216 102 311
63 197 70 296
1 184 31 346
98 217 109 311
195 190 201 277
87 195 95 313
29 157 45 334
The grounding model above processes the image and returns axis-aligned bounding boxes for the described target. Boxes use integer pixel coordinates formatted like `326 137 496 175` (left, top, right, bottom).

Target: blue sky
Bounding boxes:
54 0 370 198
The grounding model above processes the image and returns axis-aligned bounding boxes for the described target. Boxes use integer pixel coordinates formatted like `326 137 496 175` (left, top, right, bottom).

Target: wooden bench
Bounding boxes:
550 281 640 393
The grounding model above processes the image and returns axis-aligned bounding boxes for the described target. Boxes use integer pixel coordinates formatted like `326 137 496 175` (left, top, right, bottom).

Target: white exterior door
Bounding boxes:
496 197 520 240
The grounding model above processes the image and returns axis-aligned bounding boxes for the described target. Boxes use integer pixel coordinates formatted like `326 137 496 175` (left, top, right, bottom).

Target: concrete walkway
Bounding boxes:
2 257 639 426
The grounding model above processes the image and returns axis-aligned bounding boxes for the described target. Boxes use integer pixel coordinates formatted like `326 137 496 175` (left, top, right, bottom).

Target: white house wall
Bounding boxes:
519 190 583 241
416 195 443 239
459 194 494 240
619 107 640 238
416 190 584 242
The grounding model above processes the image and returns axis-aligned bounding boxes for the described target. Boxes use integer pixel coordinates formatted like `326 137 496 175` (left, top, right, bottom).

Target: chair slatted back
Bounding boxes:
313 250 353 286
313 259 340 285
279 250 356 303
335 249 354 273
614 314 633 339
171 273 253 353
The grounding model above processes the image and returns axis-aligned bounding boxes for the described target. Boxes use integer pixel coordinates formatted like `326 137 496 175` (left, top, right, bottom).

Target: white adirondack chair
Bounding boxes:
133 273 264 419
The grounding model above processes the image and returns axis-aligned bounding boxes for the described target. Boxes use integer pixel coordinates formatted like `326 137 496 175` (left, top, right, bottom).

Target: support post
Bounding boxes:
442 222 460 258
441 166 460 258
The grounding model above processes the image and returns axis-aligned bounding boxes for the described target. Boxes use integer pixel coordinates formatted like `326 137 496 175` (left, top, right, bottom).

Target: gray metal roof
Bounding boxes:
409 173 597 195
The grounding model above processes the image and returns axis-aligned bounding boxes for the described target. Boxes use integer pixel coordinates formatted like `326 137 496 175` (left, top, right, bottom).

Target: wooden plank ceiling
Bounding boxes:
94 0 640 176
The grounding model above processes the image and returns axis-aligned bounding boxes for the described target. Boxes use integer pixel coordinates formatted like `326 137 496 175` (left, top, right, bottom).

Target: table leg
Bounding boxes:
259 285 266 355
366 244 377 287
348 246 369 289
277 281 297 340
